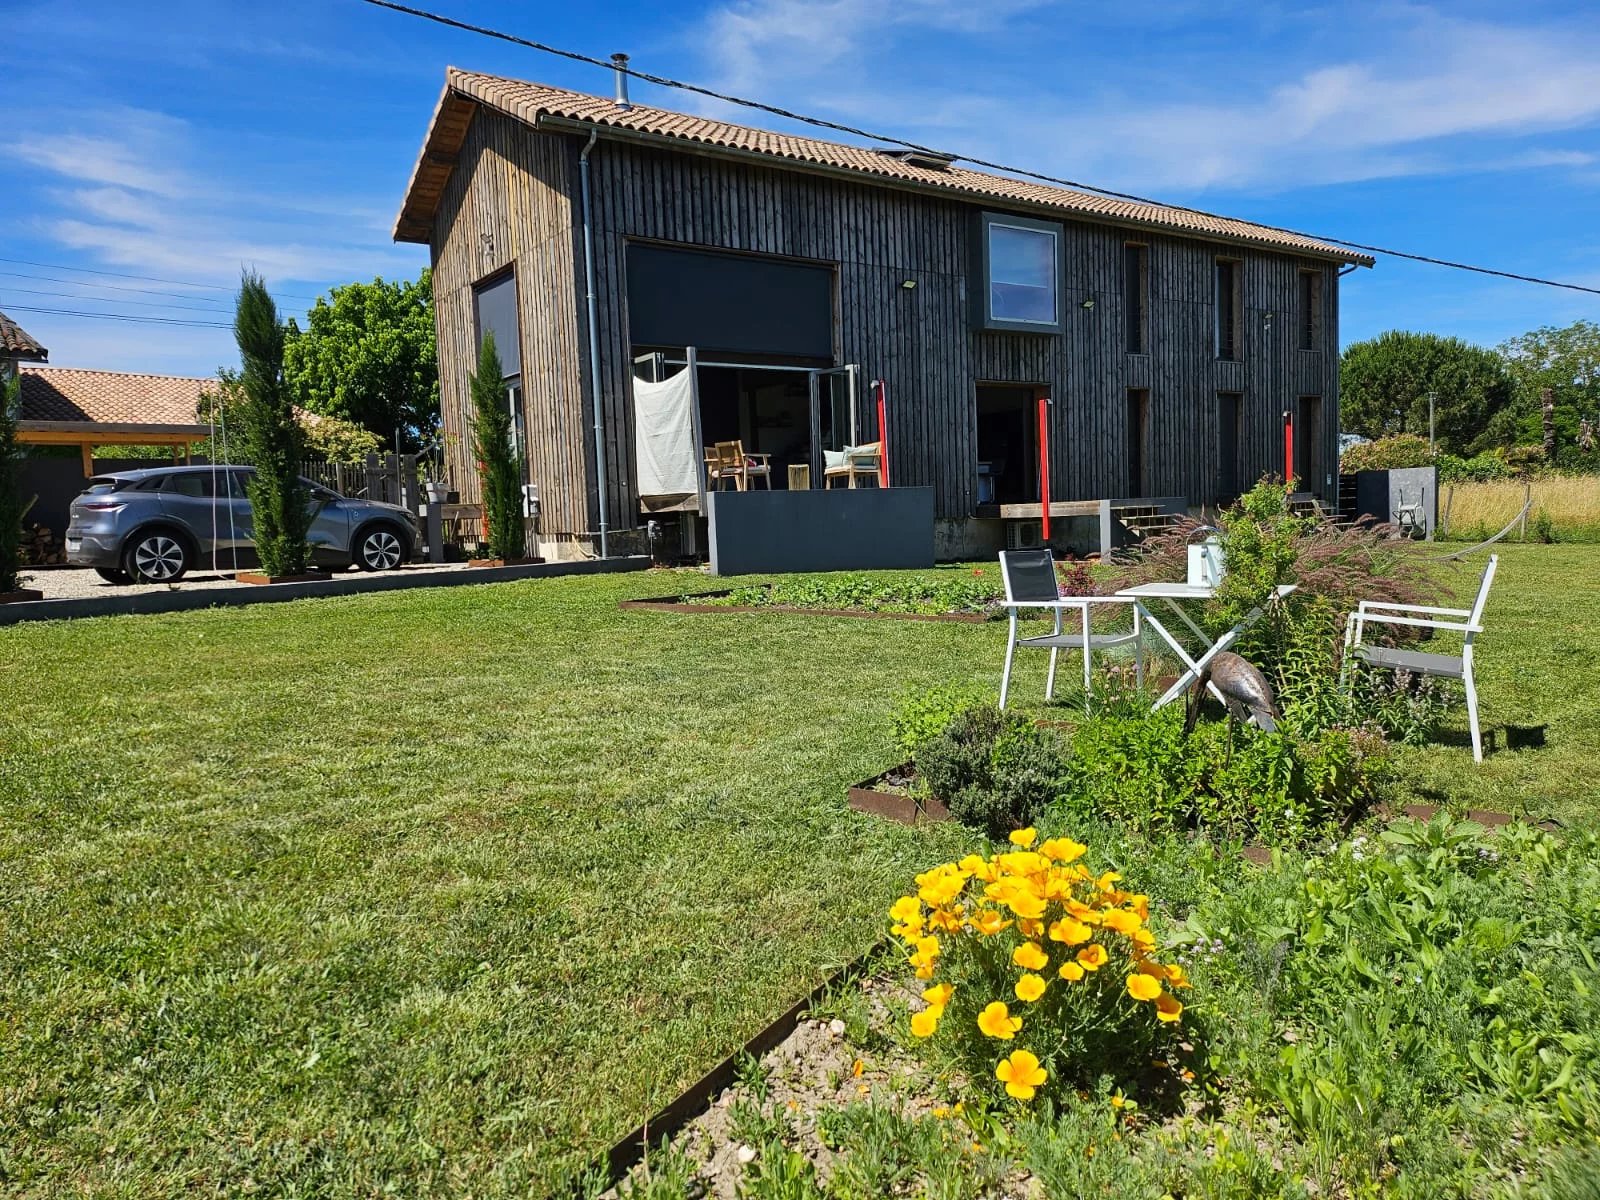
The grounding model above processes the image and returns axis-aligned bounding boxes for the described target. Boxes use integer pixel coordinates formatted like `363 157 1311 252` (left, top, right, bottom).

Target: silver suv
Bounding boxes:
66 465 419 584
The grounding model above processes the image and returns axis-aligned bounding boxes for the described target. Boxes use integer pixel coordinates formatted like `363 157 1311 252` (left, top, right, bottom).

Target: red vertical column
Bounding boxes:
1283 409 1295 484
876 381 890 488
1038 396 1052 543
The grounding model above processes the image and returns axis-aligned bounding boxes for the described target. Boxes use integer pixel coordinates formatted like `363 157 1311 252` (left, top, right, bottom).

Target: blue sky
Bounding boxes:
1 0 1597 378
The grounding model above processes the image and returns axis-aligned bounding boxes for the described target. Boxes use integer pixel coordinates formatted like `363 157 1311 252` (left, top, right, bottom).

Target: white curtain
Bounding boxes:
633 370 699 498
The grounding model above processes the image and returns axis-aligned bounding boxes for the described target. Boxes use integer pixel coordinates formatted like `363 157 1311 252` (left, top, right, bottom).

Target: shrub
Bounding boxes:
233 272 312 577
1437 450 1514 483
1211 480 1311 633
891 830 1189 1104
916 704 1067 839
1340 434 1432 474
889 682 996 761
712 572 1001 616
469 331 524 561
1055 706 1384 844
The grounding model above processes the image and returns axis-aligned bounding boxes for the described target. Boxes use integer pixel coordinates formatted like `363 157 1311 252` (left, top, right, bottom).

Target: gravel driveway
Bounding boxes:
21 563 488 602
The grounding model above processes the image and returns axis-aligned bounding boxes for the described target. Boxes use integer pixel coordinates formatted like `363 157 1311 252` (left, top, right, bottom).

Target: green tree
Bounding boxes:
1497 320 1600 457
1339 331 1513 456
0 370 28 594
283 270 437 449
234 272 312 577
470 332 524 560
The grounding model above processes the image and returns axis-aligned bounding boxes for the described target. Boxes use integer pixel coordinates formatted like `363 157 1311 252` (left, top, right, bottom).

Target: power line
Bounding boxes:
0 255 324 303
357 0 1600 299
0 268 235 305
0 304 234 329
0 284 237 314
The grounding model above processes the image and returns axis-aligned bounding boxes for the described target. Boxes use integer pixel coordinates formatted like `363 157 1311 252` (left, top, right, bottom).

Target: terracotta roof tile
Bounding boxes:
396 68 1373 266
0 310 48 361
19 367 211 430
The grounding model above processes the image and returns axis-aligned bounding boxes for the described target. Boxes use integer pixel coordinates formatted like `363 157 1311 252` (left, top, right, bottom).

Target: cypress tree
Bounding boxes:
234 271 311 576
469 332 524 560
0 370 27 594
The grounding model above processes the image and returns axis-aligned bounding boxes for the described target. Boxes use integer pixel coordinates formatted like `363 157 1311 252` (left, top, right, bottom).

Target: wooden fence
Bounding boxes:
303 453 420 511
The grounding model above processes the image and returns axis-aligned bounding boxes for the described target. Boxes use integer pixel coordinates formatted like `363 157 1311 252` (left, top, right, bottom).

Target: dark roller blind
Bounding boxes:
626 243 834 359
473 272 521 378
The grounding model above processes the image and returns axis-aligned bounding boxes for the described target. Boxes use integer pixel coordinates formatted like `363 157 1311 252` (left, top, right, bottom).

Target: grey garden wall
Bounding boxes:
1353 466 1437 538
706 487 936 575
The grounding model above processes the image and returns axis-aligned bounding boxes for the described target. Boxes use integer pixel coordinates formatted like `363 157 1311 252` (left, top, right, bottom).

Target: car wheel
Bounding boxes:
94 567 132 585
354 525 406 572
123 530 191 583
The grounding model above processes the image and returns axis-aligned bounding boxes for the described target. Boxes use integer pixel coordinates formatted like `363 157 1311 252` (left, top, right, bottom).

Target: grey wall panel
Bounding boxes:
706 487 935 575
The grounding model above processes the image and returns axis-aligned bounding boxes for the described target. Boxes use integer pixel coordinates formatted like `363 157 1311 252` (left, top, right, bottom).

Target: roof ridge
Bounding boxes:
25 365 215 384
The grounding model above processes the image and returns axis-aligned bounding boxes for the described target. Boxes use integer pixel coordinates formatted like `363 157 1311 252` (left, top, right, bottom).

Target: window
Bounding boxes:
1215 259 1242 360
976 212 1063 333
1126 389 1150 497
473 270 522 378
1124 243 1149 354
1217 392 1242 502
1298 270 1323 351
162 472 212 498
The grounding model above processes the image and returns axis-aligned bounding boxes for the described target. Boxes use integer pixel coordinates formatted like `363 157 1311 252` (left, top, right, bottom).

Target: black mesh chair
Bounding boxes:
999 549 1143 708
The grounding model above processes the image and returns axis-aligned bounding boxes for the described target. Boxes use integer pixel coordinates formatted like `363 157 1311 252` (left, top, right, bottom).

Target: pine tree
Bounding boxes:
234 272 311 576
469 332 524 560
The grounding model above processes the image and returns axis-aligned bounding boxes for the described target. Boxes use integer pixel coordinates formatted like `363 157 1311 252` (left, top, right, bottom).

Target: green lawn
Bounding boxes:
1 547 1595 1195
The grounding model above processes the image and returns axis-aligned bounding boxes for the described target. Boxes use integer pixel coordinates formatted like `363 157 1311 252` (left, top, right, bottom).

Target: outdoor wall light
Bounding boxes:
1081 298 1095 309
900 279 917 290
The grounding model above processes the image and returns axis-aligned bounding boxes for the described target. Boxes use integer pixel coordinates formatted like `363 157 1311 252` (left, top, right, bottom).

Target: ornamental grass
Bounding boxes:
891 828 1189 1104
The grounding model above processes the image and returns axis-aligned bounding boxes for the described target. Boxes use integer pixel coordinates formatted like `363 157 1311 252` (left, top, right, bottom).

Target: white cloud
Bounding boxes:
687 2 1600 195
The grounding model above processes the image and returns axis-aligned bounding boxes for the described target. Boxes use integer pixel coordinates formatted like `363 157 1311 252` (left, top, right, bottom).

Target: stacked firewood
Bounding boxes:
19 524 67 566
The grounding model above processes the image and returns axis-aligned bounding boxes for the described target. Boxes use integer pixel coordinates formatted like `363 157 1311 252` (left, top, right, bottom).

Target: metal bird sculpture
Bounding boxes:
1182 651 1281 738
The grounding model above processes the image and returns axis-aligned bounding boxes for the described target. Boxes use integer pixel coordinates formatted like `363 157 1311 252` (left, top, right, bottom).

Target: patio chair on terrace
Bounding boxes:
704 440 772 491
999 549 1143 709
823 442 881 488
1341 554 1498 762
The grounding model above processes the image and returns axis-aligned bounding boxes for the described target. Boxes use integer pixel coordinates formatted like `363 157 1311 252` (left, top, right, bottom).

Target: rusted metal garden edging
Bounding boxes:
619 589 992 623
0 556 650 626
846 761 952 825
587 938 890 1195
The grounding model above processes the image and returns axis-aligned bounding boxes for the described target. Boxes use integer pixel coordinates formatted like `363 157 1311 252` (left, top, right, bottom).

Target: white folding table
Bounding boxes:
1112 581 1297 709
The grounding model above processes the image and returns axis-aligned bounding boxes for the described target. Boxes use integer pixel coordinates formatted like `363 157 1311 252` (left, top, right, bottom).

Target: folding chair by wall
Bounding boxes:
1342 554 1498 762
998 549 1142 709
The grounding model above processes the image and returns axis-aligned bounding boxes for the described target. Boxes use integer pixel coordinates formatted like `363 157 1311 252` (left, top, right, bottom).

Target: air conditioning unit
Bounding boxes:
1006 520 1043 550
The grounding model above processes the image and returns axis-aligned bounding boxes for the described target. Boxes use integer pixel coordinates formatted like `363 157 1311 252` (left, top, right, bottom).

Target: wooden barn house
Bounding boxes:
394 65 1372 561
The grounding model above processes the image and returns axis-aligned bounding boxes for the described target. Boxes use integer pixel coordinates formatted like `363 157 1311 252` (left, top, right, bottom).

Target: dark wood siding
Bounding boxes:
428 118 1345 537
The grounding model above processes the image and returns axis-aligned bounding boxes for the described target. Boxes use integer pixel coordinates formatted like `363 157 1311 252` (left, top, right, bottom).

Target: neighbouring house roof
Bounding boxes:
0 310 48 362
395 67 1375 267
17 367 212 437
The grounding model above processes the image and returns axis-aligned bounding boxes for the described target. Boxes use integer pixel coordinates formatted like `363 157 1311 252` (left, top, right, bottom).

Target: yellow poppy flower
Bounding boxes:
1155 994 1183 1023
911 1008 941 1038
1127 893 1150 921
1009 827 1038 848
1048 917 1091 945
1012 942 1049 971
1007 891 1048 921
1018 918 1045 939
995 1049 1047 1100
1039 836 1088 864
1165 963 1191 990
958 853 990 879
1103 910 1143 935
1095 870 1123 892
1015 973 1047 1002
923 982 954 1007
1126 973 1163 1002
971 909 1012 937
977 1001 1022 1040
889 896 922 924
1076 944 1109 971
1058 961 1085 982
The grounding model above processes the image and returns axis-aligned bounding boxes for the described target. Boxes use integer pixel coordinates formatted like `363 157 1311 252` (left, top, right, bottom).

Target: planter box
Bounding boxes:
234 571 331 586
468 556 545 568
846 762 951 825
0 588 44 604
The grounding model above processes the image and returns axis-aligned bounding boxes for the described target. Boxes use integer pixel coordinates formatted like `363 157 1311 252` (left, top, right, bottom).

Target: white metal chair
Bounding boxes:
1342 554 1498 762
998 549 1143 709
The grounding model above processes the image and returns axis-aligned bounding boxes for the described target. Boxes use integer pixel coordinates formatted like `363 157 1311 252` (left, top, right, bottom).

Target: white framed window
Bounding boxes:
977 212 1063 333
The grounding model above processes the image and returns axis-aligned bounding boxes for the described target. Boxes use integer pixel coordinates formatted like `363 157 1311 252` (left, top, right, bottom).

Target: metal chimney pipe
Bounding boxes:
611 53 632 109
